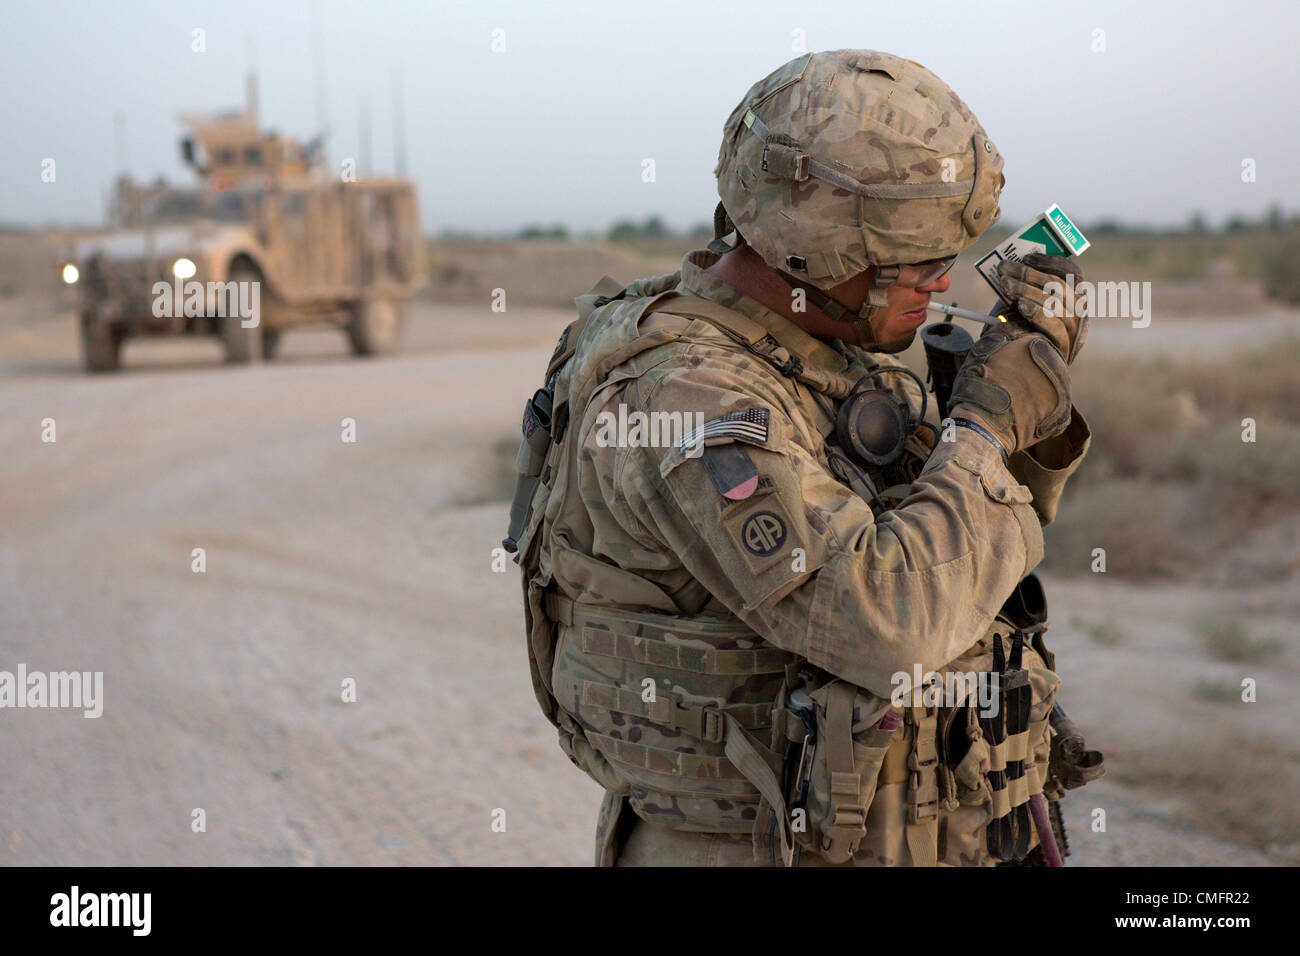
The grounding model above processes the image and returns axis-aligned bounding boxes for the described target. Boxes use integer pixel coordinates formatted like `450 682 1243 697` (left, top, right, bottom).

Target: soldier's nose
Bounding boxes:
917 272 952 294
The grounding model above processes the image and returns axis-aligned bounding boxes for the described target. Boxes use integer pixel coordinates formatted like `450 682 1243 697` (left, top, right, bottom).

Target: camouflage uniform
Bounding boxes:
530 251 1090 866
511 50 1093 866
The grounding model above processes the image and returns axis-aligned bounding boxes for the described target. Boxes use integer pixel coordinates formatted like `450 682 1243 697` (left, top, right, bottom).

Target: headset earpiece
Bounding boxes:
836 388 910 467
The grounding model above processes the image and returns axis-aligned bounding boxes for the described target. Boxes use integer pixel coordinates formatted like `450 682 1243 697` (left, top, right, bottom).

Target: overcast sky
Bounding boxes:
2 0 1297 234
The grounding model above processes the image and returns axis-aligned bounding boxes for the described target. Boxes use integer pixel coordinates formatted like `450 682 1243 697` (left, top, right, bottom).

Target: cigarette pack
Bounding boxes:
974 203 1090 297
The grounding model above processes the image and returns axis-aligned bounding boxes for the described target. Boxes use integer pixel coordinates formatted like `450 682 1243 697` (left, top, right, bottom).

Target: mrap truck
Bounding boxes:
63 87 422 372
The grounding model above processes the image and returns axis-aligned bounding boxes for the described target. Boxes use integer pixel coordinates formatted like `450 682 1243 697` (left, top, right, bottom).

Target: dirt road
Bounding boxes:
2 307 606 864
1 304 1292 865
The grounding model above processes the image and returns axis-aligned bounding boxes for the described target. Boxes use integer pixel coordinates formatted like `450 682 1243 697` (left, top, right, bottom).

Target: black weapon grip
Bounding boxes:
920 321 975 422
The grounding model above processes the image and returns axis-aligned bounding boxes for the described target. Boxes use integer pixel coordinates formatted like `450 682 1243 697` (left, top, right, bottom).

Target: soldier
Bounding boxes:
506 49 1100 866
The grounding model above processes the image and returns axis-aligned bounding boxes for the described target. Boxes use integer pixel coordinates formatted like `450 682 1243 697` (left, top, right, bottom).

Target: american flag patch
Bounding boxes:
678 407 770 452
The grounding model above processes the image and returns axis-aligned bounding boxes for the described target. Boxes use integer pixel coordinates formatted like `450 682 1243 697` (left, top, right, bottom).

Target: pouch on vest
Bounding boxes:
940 597 1064 863
503 383 554 558
802 681 898 863
502 274 627 559
754 677 897 865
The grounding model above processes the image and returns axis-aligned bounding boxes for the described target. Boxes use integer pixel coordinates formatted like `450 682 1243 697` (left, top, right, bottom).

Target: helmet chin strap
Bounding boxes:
709 202 918 354
778 269 917 355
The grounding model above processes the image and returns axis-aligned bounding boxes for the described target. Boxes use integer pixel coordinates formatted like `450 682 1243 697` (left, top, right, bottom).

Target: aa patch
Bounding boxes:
678 407 770 453
723 495 798 576
702 444 759 500
740 510 787 557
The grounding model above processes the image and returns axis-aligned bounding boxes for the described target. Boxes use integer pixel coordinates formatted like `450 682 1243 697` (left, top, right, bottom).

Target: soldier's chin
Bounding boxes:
867 329 918 354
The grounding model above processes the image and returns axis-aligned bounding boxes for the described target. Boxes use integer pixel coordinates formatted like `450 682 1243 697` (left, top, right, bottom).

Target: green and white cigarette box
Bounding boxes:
974 203 1090 296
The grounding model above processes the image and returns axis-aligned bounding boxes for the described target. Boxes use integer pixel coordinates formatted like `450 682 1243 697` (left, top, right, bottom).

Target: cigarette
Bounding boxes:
926 301 1008 325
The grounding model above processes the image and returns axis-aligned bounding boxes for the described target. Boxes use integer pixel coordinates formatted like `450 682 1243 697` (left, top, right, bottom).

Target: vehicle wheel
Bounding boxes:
262 327 283 361
222 262 262 364
81 319 122 373
347 297 404 356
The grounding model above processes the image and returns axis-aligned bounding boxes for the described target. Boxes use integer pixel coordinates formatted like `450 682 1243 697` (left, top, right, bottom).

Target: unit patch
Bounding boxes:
740 510 787 557
702 444 760 500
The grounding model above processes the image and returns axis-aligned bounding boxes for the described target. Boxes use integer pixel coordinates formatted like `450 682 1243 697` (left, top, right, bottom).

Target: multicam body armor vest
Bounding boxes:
507 271 1091 867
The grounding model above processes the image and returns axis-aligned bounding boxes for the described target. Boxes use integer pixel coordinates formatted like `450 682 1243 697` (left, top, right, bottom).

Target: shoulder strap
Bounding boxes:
642 291 771 348
545 274 627 383
645 292 859 400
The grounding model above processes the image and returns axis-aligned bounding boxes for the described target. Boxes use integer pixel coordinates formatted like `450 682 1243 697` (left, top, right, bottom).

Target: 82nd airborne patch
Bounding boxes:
739 510 786 557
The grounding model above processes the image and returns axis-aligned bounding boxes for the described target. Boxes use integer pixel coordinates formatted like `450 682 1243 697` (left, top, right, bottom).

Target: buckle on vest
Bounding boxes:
907 751 938 772
830 806 867 829
907 767 941 824
673 700 725 744
907 794 940 824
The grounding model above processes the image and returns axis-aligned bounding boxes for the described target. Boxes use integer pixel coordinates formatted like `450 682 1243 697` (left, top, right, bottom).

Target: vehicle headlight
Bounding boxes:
172 257 197 279
61 263 79 285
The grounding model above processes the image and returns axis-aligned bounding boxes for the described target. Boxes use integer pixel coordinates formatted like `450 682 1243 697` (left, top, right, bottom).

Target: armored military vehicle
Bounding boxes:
64 87 422 371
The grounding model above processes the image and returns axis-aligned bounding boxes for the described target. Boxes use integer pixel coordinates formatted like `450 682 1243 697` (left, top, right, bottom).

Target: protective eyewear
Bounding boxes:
886 255 957 288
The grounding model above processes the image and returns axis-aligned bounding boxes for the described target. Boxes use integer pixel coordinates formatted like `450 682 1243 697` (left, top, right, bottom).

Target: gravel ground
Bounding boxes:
1 302 1291 865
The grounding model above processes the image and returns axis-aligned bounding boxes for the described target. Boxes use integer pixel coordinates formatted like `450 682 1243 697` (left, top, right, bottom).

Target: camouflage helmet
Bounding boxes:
714 50 1005 350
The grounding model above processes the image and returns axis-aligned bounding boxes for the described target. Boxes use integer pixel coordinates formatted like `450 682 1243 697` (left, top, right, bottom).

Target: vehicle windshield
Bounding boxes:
141 189 258 224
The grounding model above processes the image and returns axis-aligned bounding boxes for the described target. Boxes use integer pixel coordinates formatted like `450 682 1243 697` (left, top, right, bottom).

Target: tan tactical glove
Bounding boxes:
995 252 1088 364
948 326 1072 456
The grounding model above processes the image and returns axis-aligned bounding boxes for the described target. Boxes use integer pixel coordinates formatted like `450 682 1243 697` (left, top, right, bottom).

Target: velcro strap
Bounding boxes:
722 714 795 866
581 626 794 675
797 249 849 282
544 591 575 627
1004 728 1030 764
1006 772 1030 809
580 680 769 744
952 371 1013 414
588 732 750 782
986 738 1008 774
761 141 810 181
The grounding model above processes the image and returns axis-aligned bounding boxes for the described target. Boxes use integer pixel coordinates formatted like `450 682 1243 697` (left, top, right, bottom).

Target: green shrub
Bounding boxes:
1255 230 1300 304
1193 617 1282 663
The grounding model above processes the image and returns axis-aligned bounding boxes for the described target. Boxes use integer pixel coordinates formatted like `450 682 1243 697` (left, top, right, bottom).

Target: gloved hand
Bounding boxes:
948 325 1072 456
995 253 1088 364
